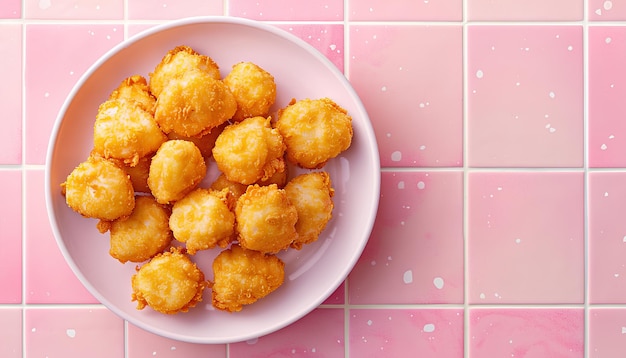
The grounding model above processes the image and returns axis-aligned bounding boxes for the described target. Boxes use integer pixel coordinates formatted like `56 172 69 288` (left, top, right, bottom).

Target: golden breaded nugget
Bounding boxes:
131 247 207 314
212 245 284 312
154 70 236 137
108 75 156 114
62 156 135 222
276 98 353 169
166 121 226 159
212 116 286 185
284 172 334 249
210 173 248 201
108 196 172 263
148 140 207 204
235 184 298 254
149 45 220 98
223 62 276 122
169 188 235 254
93 98 167 167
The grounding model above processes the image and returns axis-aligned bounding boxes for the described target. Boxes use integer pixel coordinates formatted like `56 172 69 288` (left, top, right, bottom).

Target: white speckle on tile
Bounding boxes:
606 37 613 44
568 45 574 51
417 181 426 190
433 277 444 289
549 91 556 99
370 260 376 266
367 319 373 326
369 7 374 12
152 351 157 356
609 134 615 139
497 186 503 191
476 70 484 79
170 346 176 351
398 181 405 189
480 293 486 299
381 86 387 92
44 92 50 98
419 102 425 108
312 348 317 353
604 1 613 10
601 144 608 150
69 70 74 75
31 327 36 332
615 273 620 277
515 238 521 244
622 327 626 334
388 256 392 261
329 44 337 51
515 82 521 86
494 292 501 299
403 270 413 284
419 145 426 150
423 323 435 333
510 339 514 344
39 0 51 9
596 8 602 15
96 4 100 10
66 329 76 338
605 192 609 197
391 151 402 162
491 45 496 50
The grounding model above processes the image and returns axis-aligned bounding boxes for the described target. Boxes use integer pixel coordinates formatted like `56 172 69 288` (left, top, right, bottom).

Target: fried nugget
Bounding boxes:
147 140 207 204
121 154 152 193
108 75 156 114
210 173 248 201
284 172 334 249
169 188 235 255
149 45 221 98
223 62 276 122
235 184 298 254
107 196 172 263
62 156 135 222
93 98 167 167
154 70 236 137
212 245 284 312
212 116 286 185
166 121 226 159
131 247 207 314
276 98 353 169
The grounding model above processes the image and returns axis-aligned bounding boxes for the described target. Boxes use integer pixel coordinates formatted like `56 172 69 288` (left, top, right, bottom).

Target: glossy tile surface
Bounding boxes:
4 0 626 356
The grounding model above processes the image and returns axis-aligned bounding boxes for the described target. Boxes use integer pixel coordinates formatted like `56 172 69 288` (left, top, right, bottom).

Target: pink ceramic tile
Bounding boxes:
128 0 223 20
274 24 344 72
127 324 226 357
589 0 626 20
0 309 22 358
349 0 462 21
467 26 583 168
25 170 97 304
589 308 626 358
350 25 463 167
322 283 344 305
0 24 22 165
25 0 123 19
588 27 626 167
0 170 22 304
25 308 124 357
468 0 583 20
229 309 344 357
468 172 584 304
25 24 124 165
349 171 464 304
588 172 626 303
0 0 21 18
350 309 464 357
229 0 343 20
469 309 584 357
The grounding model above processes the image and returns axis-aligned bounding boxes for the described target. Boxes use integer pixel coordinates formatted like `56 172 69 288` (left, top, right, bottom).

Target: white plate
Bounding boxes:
45 16 380 344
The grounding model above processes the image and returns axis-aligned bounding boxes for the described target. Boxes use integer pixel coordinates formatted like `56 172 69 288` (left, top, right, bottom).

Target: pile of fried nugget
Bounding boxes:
61 45 353 315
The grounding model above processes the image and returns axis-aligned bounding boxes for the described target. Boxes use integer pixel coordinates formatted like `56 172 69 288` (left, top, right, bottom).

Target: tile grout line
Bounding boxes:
20 3 28 355
461 1 471 358
582 0 591 356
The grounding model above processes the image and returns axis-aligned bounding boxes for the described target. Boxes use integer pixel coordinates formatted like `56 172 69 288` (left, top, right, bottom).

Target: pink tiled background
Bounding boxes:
3 0 626 357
